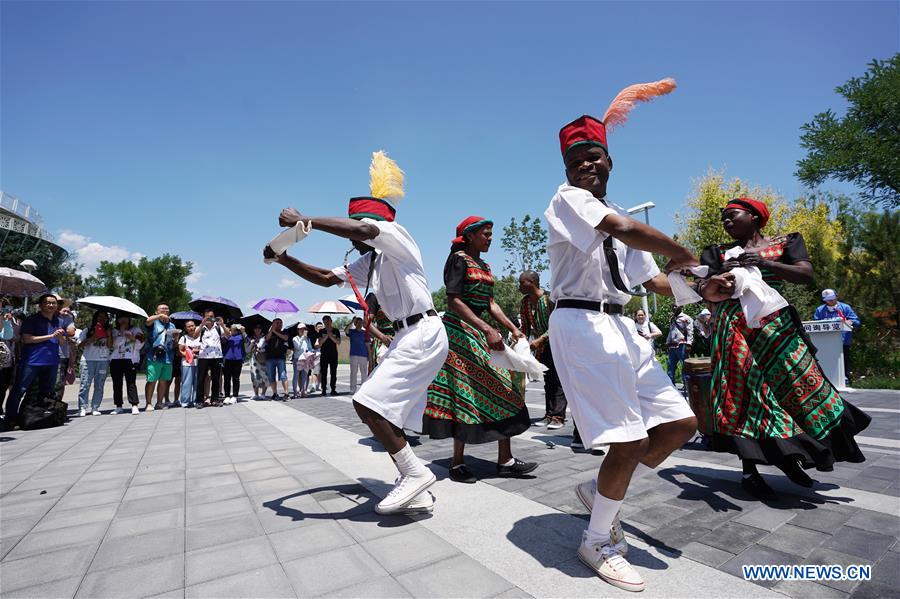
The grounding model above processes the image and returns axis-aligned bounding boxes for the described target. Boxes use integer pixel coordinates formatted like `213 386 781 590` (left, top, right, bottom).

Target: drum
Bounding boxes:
682 357 713 435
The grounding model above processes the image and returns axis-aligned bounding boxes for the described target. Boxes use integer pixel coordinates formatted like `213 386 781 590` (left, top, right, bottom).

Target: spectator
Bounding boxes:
291 326 314 398
634 309 662 344
345 317 368 394
813 289 861 385
54 298 78 404
3 294 66 430
77 311 113 416
245 324 269 399
0 301 16 415
265 318 289 400
144 304 176 411
110 315 144 414
222 323 246 403
196 311 226 407
315 315 340 396
693 308 713 356
666 307 693 383
178 320 202 407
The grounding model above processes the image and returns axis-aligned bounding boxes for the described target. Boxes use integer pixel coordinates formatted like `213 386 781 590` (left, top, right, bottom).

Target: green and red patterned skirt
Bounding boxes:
423 311 530 443
709 299 869 469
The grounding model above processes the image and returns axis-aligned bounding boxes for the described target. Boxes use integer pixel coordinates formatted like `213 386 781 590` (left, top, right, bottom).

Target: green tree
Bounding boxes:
796 55 900 208
84 254 193 315
500 214 549 275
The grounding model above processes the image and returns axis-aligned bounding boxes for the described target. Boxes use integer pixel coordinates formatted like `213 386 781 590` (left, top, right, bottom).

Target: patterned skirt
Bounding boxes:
423 312 530 443
708 300 869 469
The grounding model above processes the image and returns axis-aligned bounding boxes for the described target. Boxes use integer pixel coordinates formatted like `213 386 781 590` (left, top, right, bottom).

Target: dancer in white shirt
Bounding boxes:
264 151 448 515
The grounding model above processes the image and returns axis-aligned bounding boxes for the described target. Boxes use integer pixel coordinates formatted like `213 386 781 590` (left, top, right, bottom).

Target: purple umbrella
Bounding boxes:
189 295 243 320
252 297 300 314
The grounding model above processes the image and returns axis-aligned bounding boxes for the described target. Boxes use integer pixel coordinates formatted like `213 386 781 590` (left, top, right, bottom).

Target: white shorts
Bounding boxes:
353 315 449 432
549 308 694 446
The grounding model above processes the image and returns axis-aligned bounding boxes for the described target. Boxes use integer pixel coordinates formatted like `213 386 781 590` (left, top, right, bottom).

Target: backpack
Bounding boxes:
0 341 11 370
18 387 67 430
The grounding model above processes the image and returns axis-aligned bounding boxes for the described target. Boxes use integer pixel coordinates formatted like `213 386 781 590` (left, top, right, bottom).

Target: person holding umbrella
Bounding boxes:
178 320 202 407
315 315 341 396
264 150 448 515
76 310 113 416
265 318 290 400
245 322 269 399
110 315 144 414
196 310 226 407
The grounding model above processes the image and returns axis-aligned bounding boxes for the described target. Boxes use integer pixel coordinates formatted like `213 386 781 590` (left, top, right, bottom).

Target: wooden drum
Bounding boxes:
682 357 713 435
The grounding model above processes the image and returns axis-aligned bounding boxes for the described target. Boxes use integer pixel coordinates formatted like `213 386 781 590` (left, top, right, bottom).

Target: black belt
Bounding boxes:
392 309 437 331
556 299 624 315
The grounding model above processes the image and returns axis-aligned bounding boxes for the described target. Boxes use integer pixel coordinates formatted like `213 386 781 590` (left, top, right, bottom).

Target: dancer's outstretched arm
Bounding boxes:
263 247 341 288
279 208 379 243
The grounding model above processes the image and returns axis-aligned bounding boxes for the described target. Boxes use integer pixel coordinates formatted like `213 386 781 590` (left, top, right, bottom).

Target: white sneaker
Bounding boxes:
547 418 564 430
401 490 435 514
91 410 102 416
575 480 628 555
131 406 140 415
577 531 645 592
78 408 86 417
145 404 155 412
375 471 436 515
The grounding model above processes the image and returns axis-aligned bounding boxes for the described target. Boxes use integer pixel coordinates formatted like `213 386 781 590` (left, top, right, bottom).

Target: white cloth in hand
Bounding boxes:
264 220 313 264
723 246 789 328
490 338 548 375
667 265 710 306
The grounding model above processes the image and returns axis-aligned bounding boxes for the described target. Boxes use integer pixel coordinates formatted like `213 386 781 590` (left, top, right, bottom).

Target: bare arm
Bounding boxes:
448 295 505 351
597 214 698 271
266 250 342 288
643 272 673 297
488 300 524 339
279 209 379 243
367 322 392 346
759 259 814 285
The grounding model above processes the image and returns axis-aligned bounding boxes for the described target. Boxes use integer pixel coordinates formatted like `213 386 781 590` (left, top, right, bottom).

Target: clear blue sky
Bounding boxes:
2 1 897 322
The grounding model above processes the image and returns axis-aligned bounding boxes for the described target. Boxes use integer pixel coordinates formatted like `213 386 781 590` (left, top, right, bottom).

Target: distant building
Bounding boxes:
0 190 68 278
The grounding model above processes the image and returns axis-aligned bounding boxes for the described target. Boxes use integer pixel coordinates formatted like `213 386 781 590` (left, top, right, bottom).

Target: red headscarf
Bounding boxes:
725 197 770 228
452 216 493 245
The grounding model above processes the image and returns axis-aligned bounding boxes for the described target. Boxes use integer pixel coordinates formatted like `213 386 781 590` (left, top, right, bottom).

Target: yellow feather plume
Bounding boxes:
602 78 677 132
369 151 405 201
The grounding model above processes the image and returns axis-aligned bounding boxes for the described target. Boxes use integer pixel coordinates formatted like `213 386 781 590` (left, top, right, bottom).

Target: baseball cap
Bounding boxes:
821 289 837 301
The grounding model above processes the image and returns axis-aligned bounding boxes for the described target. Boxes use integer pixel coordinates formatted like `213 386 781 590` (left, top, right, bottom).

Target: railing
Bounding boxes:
0 191 54 242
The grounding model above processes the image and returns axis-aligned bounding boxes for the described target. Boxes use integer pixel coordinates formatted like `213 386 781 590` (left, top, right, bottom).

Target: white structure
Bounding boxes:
803 318 848 391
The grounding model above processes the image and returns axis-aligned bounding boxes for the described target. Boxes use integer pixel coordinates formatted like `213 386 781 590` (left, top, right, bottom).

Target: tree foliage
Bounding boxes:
500 214 549 275
796 55 900 208
84 254 193 315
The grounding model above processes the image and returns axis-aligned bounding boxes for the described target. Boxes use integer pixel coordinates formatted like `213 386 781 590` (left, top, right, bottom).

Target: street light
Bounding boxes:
625 202 657 316
19 259 37 313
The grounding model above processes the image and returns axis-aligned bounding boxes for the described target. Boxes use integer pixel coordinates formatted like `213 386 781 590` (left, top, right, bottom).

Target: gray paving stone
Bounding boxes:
628 503 693 528
321 575 413 598
283 544 388 597
54 487 126 511
185 563 295 598
362 527 460 576
238 465 291 483
185 464 234 478
0 498 56 521
122 479 185 501
186 513 265 552
721 544 801 588
185 472 241 491
679 541 736 567
77 554 184 598
790 504 856 533
33 503 118 533
698 522 769 553
845 509 900 538
268 520 355 563
850 581 897 599
806 547 873 594
0 516 43 538
825 526 896 561
106 507 184 539
185 535 278 587
0 544 95 592
336 511 417 543
186 495 254 525
117 491 185 518
774 580 850 598
232 458 281 473
5 521 108 560
3 575 83 598
91 527 184 571
244 475 302 497
758 523 831 558
67 476 132 495
395 553 513 598
734 504 798 532
186 481 247 505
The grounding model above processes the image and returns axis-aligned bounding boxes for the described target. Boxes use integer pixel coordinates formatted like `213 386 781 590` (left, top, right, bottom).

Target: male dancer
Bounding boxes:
546 80 723 591
264 152 449 515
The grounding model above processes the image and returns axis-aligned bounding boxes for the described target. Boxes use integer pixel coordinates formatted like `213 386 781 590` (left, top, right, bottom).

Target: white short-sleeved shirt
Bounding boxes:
111 327 142 361
78 328 111 362
197 325 224 359
331 219 434 322
545 183 659 304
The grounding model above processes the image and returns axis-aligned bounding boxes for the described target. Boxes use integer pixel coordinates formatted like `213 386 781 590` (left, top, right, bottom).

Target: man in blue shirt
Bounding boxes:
346 317 369 393
144 303 176 411
3 294 68 429
813 288 861 385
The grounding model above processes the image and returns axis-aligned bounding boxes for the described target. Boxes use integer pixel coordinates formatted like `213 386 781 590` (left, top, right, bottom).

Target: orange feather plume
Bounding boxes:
601 78 677 132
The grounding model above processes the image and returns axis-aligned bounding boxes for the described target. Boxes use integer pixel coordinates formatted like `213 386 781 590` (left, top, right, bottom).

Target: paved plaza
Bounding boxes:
1 366 897 598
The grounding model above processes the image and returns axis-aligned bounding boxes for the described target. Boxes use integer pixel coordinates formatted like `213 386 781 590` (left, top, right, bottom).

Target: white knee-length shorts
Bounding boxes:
353 315 449 432
549 308 694 446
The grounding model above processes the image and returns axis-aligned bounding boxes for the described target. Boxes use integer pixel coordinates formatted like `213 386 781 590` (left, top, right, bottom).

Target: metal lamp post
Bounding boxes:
19 259 37 313
626 202 657 316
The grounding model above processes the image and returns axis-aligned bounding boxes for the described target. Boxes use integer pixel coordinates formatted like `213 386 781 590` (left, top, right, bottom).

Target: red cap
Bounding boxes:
559 115 608 157
348 197 396 222
452 216 492 245
725 197 770 227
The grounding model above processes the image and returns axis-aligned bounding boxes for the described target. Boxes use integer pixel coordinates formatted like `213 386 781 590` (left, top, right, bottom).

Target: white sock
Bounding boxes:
500 458 515 467
631 462 654 481
587 491 622 546
391 444 428 478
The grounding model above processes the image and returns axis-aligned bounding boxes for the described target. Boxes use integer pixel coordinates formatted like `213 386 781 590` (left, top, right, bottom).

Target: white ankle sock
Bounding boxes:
500 458 515 467
391 444 428 477
631 462 654 481
587 491 622 545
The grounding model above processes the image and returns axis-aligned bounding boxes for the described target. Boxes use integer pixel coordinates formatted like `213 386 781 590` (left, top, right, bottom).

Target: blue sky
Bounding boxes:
2 1 897 322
